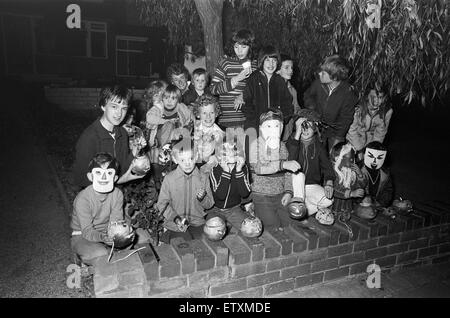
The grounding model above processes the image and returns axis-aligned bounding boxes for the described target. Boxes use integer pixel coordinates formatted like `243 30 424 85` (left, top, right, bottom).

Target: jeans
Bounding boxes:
252 193 291 230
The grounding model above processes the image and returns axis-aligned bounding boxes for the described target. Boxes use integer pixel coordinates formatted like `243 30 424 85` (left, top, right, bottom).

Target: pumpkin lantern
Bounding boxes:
204 217 226 241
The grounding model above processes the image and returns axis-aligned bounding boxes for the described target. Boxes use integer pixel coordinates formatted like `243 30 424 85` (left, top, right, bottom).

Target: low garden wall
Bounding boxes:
94 201 450 298
44 87 145 110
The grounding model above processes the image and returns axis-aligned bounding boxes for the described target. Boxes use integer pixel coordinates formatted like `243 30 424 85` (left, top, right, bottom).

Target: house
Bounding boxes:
0 0 172 86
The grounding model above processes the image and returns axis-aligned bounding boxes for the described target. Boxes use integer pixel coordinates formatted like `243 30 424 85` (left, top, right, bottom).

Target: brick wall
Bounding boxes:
94 201 450 298
44 87 145 111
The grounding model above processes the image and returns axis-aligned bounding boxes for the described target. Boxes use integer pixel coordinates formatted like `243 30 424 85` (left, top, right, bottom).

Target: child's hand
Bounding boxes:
324 184 334 199
196 188 207 201
219 159 230 173
295 117 306 131
281 193 293 206
234 94 245 111
351 163 362 175
236 156 245 172
231 69 251 88
94 223 108 233
350 188 365 198
282 160 301 173
102 233 114 246
207 155 219 167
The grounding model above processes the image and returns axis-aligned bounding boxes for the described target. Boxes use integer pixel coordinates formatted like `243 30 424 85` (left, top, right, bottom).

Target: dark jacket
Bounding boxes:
181 85 211 107
72 118 133 188
286 136 335 185
361 166 394 207
210 164 251 209
242 71 293 130
303 79 358 139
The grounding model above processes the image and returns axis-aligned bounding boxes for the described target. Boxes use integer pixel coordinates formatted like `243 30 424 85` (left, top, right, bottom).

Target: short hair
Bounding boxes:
87 152 119 172
280 54 293 64
320 55 350 81
365 141 387 152
258 45 281 70
163 84 182 101
166 63 190 82
192 68 207 78
171 138 197 160
232 29 255 47
98 85 132 108
192 94 220 118
330 142 355 162
259 108 284 125
143 80 167 106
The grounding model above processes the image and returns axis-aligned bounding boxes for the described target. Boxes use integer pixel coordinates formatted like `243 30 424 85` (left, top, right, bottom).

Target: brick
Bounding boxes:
295 272 324 288
289 223 319 250
222 234 251 265
415 202 447 224
418 246 438 258
408 238 429 250
429 232 450 245
328 243 353 257
202 235 229 267
171 237 195 274
93 257 117 278
396 251 418 264
350 261 373 275
139 250 159 281
350 219 369 240
311 257 339 273
148 277 188 295
188 271 209 288
156 244 181 278
371 216 390 236
248 271 281 288
209 267 230 282
230 287 264 298
396 213 423 231
267 255 298 271
94 273 119 295
298 249 327 264
339 252 364 266
402 261 423 270
400 230 424 243
160 287 207 298
438 243 450 254
365 247 387 260
378 234 400 246
281 264 311 280
414 204 441 225
410 210 431 227
304 218 336 246
352 217 380 238
231 262 266 278
335 218 360 242
283 226 308 252
258 231 282 259
354 238 379 252
264 279 295 296
114 252 143 274
432 254 450 264
237 233 264 262
324 267 349 281
190 239 215 271
267 228 293 255
375 255 396 268
118 271 146 287
387 243 409 255
210 278 247 296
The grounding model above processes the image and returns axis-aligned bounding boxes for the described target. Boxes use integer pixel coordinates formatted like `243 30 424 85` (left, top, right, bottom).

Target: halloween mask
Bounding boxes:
364 147 386 170
260 119 282 150
91 165 116 193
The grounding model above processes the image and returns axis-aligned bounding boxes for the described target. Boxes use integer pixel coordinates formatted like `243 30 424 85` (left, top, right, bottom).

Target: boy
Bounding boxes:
303 55 358 152
166 63 190 96
71 153 133 265
210 29 258 128
157 141 215 242
208 141 251 233
72 85 145 190
285 109 335 220
182 68 209 110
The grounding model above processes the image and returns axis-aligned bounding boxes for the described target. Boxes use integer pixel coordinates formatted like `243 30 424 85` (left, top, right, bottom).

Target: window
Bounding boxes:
116 36 150 77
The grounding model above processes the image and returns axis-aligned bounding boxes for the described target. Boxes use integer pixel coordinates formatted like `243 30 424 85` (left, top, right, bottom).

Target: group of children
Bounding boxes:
70 28 394 266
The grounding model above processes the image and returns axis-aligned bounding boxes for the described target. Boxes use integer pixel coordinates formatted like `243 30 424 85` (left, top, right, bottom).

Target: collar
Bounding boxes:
174 166 199 179
94 119 123 140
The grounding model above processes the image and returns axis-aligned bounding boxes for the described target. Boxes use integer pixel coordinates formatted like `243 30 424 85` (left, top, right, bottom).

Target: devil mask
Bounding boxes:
364 144 387 170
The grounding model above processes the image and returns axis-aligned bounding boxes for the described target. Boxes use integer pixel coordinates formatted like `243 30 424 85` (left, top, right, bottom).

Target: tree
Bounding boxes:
137 0 449 106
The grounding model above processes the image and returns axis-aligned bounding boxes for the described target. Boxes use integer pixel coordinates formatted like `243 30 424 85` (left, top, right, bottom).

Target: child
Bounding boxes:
208 141 251 233
330 142 367 221
303 55 358 152
72 85 144 190
278 54 301 114
249 109 300 230
166 63 190 96
192 94 225 172
156 141 214 242
210 29 258 128
242 45 293 131
70 153 133 265
346 86 393 154
122 106 147 157
285 109 335 221
182 68 209 111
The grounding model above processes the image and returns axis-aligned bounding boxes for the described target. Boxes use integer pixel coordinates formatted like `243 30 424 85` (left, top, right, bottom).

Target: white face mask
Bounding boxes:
364 148 387 170
260 119 282 150
91 167 116 193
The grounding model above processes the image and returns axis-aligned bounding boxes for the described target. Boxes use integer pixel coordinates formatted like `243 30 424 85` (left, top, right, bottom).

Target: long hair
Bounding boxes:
331 142 355 189
358 87 392 124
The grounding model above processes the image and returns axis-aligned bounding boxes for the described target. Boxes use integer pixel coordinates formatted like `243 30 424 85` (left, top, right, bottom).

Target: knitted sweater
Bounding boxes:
210 164 251 209
70 185 124 242
209 56 258 126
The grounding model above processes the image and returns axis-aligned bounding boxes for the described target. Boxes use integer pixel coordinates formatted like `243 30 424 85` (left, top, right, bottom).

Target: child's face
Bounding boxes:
234 43 250 60
368 89 385 113
89 163 117 193
174 151 196 174
193 74 207 91
171 73 188 91
153 90 164 104
102 97 129 127
300 121 315 140
163 92 179 111
199 104 217 128
340 152 355 168
279 60 293 80
318 70 332 84
263 57 278 76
